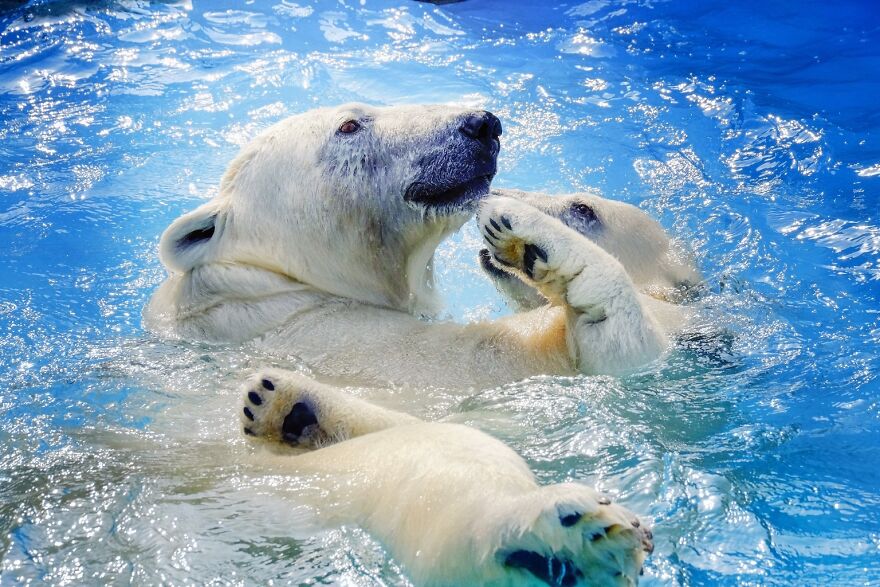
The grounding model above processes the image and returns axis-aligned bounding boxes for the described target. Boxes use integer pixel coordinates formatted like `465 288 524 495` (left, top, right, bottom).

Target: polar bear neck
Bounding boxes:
314 216 455 317
402 222 450 317
216 201 461 319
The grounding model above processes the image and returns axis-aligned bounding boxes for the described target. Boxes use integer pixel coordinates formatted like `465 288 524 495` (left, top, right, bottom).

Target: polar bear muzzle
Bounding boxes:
404 111 501 211
404 174 493 209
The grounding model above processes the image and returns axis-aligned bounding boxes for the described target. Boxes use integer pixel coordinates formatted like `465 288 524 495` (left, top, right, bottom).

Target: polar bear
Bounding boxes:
479 189 700 321
239 368 654 586
146 103 697 386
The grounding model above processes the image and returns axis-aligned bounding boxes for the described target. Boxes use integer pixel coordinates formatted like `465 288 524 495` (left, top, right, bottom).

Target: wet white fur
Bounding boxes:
243 369 652 586
485 188 700 313
145 103 698 386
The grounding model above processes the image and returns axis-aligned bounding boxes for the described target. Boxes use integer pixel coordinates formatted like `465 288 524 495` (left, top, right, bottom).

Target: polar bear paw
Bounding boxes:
501 488 653 585
479 197 577 299
479 196 629 324
240 371 328 448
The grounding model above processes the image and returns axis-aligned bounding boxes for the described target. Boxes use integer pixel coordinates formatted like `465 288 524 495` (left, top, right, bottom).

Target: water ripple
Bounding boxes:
1 0 879 584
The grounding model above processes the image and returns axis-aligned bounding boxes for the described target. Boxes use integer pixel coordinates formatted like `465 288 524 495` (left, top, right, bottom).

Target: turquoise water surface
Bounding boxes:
1 0 879 585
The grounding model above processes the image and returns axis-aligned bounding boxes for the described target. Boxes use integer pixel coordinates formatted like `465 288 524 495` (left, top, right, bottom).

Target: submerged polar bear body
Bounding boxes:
147 103 696 386
241 369 653 586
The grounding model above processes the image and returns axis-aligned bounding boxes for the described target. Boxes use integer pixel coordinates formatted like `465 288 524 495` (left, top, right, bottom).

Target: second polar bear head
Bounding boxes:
158 103 501 314
480 188 702 311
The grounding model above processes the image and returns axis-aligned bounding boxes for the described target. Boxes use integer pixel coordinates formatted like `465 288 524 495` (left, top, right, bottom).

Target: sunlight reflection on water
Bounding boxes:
1 0 879 584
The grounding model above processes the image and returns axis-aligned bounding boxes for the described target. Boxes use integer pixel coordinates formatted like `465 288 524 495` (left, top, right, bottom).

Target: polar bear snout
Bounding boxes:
402 112 501 212
459 110 502 156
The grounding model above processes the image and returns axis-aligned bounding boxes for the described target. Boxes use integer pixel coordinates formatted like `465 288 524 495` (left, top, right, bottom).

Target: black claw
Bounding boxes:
590 531 604 542
243 407 254 421
281 402 318 444
479 248 509 279
484 226 498 240
534 245 548 262
248 391 263 405
489 218 502 232
261 378 274 391
243 427 255 436
523 243 545 279
559 512 581 527
500 215 512 230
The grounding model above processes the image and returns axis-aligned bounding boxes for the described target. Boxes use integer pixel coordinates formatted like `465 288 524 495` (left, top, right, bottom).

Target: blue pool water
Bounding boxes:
1 0 879 584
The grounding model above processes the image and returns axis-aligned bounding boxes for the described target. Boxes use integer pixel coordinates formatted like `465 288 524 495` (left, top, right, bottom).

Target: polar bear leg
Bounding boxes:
261 423 653 584
479 196 667 374
240 368 420 448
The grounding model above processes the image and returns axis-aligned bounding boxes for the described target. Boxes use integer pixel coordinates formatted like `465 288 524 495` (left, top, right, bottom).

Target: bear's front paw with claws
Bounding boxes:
478 196 590 303
240 370 327 448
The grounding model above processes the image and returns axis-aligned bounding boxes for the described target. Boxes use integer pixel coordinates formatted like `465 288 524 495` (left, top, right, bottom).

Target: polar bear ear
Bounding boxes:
158 201 227 273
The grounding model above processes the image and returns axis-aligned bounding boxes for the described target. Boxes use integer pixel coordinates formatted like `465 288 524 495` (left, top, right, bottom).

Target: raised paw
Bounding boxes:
478 196 589 302
240 371 327 448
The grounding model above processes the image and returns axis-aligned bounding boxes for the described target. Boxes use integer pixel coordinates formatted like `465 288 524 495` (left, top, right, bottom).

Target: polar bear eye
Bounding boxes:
570 202 598 222
338 120 361 134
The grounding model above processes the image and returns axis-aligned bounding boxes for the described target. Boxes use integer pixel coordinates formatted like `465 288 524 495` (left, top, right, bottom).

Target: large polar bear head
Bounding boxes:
158 103 501 315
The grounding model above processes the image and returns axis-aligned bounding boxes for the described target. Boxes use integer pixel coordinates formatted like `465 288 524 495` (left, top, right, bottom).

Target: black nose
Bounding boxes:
460 111 502 151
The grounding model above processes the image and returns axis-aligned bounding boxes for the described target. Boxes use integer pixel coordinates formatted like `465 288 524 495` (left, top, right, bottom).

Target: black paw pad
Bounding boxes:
522 243 547 279
281 402 318 444
559 512 582 527
261 379 274 391
248 391 263 405
492 253 515 268
504 550 580 586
